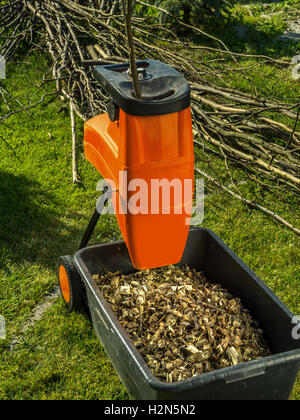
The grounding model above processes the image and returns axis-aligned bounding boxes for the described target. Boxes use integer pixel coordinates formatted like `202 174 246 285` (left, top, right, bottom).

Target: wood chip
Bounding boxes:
95 265 271 382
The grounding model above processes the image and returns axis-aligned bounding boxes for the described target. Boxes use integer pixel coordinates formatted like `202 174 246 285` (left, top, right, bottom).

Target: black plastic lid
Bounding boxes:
93 60 190 117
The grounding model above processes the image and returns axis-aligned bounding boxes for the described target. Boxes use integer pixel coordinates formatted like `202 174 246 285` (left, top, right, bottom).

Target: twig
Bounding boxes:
70 101 81 184
195 168 300 236
122 0 142 99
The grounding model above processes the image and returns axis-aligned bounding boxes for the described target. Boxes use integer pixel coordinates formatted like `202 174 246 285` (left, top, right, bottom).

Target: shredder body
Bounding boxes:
84 60 194 269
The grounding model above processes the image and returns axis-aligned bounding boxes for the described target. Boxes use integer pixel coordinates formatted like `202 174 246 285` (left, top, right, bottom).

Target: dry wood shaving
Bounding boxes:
94 265 271 383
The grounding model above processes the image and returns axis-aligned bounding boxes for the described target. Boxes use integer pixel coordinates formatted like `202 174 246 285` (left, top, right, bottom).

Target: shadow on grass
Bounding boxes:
0 171 82 271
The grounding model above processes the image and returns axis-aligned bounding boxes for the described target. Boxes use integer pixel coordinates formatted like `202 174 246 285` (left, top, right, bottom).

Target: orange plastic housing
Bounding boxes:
84 108 194 270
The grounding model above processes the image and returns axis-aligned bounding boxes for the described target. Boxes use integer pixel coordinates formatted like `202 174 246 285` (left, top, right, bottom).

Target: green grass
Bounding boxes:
0 54 126 399
228 0 300 54
0 3 299 400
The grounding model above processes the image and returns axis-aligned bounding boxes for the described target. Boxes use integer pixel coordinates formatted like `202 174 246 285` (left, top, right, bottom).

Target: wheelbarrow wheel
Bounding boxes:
58 256 83 312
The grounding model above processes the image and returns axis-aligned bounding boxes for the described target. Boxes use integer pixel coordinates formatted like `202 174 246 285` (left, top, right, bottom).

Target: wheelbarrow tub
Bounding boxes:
74 227 300 400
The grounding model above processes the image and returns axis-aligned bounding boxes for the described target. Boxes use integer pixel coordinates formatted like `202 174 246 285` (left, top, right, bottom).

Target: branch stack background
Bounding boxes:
0 0 299 234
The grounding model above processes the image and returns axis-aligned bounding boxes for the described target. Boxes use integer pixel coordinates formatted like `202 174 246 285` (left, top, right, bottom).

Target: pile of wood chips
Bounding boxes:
93 265 271 383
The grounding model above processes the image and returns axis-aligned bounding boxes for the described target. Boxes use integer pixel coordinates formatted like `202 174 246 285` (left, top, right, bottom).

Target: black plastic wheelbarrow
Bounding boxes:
57 227 300 400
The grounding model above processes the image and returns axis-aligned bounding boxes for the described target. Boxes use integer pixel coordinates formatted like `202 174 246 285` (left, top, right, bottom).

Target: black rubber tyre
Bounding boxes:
57 255 84 312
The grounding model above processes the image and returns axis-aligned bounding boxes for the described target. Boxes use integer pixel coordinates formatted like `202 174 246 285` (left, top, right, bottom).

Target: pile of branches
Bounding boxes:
1 0 299 234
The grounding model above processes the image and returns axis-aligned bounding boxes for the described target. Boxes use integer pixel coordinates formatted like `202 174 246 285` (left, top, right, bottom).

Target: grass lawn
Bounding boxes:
0 2 299 400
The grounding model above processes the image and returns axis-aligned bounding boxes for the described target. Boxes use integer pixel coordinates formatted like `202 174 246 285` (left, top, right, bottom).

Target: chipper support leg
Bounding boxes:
79 209 101 250
79 186 109 250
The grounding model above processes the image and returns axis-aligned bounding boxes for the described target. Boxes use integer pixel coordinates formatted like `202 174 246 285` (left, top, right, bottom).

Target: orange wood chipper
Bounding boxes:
81 60 194 270
56 60 300 401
